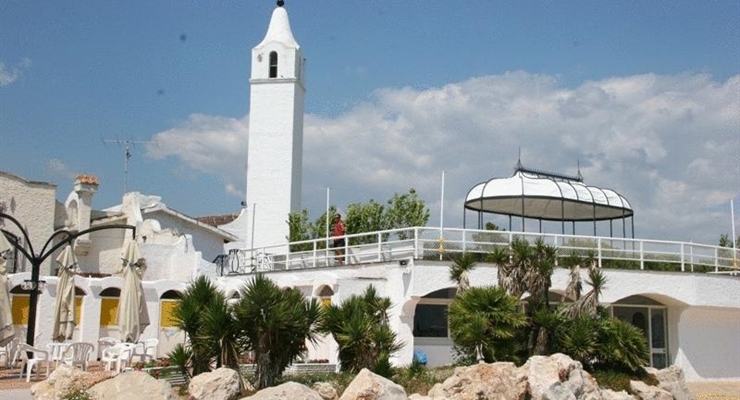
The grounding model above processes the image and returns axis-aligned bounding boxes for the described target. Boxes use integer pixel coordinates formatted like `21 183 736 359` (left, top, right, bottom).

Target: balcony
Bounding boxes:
212 227 739 277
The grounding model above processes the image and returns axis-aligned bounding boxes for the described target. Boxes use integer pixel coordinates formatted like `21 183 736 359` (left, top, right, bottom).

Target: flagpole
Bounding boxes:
326 187 330 263
732 199 737 268
439 171 445 261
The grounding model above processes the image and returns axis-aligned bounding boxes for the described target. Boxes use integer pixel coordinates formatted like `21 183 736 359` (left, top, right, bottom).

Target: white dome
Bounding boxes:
465 170 632 221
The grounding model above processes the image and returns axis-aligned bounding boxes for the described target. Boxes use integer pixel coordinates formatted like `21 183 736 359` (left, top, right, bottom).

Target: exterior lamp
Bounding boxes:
0 212 135 346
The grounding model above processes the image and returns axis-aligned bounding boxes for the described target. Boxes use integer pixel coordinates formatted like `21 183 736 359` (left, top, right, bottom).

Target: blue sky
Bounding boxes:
1 0 738 245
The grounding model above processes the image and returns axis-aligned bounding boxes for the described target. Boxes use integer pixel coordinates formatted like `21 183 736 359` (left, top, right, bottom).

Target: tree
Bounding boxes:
448 286 526 363
319 285 402 376
234 274 322 389
287 208 313 251
345 200 387 244
286 189 431 247
488 237 558 355
719 233 740 248
172 276 238 376
448 252 477 292
385 188 430 239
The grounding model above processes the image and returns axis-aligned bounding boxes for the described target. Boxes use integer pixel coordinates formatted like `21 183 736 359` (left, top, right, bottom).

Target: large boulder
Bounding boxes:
241 381 323 400
189 367 242 400
644 366 695 400
426 362 526 400
339 368 407 400
312 382 339 400
31 364 110 400
87 370 175 400
602 389 637 400
629 381 673 400
521 353 602 400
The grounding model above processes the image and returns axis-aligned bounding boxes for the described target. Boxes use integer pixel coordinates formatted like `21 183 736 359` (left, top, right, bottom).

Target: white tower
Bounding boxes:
245 2 305 250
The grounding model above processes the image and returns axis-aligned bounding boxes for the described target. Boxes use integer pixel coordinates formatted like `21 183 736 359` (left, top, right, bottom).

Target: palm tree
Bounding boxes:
319 285 402 375
448 286 526 363
488 237 558 355
172 275 228 376
563 267 607 318
448 252 477 292
233 274 322 389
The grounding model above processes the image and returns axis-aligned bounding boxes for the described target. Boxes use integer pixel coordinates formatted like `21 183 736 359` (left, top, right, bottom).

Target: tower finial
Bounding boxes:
277 0 284 7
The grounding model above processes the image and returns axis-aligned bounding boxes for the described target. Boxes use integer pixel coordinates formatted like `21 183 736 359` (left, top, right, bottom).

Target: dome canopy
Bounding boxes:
465 167 633 222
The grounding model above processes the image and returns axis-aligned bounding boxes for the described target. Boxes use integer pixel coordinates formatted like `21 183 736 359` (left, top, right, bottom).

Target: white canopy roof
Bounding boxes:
465 170 633 221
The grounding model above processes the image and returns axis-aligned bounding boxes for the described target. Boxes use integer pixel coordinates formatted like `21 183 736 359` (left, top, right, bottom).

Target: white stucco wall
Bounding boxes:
143 210 225 264
672 306 740 381
0 172 58 275
9 259 739 380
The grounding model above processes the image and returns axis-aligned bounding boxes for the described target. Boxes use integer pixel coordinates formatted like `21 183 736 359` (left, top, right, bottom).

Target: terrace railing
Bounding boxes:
213 227 739 276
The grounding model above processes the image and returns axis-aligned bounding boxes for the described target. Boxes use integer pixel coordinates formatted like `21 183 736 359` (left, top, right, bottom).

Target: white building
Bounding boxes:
2 2 739 382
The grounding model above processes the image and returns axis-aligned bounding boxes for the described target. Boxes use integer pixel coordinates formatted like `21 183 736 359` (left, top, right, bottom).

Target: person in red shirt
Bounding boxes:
332 213 346 265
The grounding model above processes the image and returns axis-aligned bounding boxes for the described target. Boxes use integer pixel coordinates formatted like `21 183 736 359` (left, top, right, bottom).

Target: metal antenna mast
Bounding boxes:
103 138 153 195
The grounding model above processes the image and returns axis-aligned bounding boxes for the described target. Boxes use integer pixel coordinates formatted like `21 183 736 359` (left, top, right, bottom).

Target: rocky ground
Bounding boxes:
0 358 738 400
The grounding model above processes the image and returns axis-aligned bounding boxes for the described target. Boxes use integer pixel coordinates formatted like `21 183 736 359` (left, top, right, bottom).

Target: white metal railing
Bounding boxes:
212 227 739 276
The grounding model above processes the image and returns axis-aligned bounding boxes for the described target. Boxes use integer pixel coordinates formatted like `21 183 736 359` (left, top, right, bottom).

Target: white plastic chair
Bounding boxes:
1 337 22 368
62 342 94 371
101 343 135 373
17 343 50 382
97 337 119 360
47 342 70 369
143 338 159 361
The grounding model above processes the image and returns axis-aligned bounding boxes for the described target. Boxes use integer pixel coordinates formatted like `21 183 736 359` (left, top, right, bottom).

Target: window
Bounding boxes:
414 304 448 337
159 290 181 328
317 285 334 307
611 295 668 368
99 287 121 327
269 51 278 78
413 288 455 338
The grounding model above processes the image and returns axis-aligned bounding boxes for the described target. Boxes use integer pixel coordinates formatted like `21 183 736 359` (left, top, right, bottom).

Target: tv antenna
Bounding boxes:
103 138 154 195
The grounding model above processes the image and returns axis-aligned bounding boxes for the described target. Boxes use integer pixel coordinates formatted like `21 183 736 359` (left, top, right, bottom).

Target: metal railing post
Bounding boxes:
680 243 685 272
640 241 645 270
414 228 419 259
597 237 603 268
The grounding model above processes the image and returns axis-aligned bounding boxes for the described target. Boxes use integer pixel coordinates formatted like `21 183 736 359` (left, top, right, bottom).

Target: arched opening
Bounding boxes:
10 285 33 326
159 290 181 329
73 286 86 326
269 51 278 78
413 288 456 338
610 295 668 368
99 287 121 328
316 285 334 307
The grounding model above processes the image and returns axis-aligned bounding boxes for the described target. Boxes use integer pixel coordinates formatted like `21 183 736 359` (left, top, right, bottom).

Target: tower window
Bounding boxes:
269 51 278 78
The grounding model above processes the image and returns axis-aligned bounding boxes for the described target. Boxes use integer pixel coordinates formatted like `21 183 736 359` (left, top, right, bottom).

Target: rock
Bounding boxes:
521 353 605 400
602 389 637 400
426 362 526 400
629 381 673 400
645 366 696 400
312 382 338 400
31 380 55 400
31 364 109 400
241 381 323 400
87 370 175 400
189 367 241 400
339 368 407 400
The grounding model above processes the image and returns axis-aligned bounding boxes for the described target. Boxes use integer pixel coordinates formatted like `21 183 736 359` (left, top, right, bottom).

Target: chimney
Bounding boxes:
73 174 99 255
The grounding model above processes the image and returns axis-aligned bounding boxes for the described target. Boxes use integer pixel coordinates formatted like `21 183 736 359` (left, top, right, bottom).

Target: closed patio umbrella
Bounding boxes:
0 233 15 347
116 241 150 342
52 245 77 342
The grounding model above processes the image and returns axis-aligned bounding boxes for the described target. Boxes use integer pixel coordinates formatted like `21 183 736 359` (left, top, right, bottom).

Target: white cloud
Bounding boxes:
45 158 77 181
0 58 31 87
146 113 248 197
145 72 740 244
